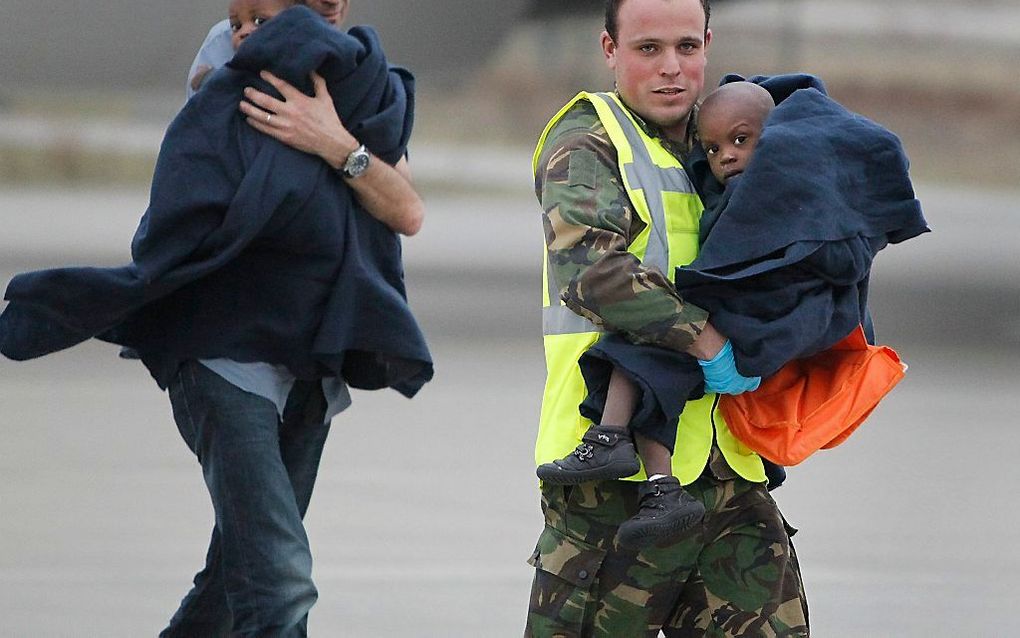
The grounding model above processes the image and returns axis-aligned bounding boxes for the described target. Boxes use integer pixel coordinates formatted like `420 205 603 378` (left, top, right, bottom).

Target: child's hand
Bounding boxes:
189 65 214 93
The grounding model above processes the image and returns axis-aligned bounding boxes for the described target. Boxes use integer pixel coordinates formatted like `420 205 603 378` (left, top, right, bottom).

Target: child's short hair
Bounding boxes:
697 81 775 129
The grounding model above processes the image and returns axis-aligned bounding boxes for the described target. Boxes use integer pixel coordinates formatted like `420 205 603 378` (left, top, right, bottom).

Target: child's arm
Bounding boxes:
186 20 233 100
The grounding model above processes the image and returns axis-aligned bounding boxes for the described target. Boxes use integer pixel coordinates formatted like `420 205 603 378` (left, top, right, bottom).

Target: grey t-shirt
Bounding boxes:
200 359 352 422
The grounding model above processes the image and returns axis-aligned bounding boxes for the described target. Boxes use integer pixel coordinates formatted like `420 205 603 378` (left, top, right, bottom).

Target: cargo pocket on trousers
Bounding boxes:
527 525 607 635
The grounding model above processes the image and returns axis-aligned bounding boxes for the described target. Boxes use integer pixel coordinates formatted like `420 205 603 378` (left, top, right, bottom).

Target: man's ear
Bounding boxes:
704 28 712 54
601 30 617 70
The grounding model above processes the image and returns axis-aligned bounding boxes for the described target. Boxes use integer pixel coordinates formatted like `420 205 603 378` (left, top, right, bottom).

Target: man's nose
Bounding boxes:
659 50 682 76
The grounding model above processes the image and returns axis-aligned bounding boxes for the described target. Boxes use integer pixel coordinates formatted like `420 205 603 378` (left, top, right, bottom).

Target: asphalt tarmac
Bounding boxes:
1 183 1018 636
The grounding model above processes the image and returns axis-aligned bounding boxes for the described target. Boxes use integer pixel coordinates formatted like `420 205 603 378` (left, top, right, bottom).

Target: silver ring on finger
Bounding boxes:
266 113 273 123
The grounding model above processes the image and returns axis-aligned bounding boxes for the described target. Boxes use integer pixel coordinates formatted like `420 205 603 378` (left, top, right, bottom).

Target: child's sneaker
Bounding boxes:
616 476 705 549
536 424 640 484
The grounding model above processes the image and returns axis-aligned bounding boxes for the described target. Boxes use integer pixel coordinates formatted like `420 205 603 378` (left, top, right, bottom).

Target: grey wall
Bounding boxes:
0 0 530 91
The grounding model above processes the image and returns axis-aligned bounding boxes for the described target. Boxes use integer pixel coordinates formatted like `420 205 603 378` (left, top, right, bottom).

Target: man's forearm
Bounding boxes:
685 321 726 360
539 112 710 354
350 157 424 237
322 146 424 236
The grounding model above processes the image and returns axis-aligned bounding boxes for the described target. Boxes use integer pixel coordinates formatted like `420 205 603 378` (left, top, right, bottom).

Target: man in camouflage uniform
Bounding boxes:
525 0 809 635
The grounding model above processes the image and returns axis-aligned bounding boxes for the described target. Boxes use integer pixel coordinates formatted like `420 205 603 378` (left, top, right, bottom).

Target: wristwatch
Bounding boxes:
340 144 370 178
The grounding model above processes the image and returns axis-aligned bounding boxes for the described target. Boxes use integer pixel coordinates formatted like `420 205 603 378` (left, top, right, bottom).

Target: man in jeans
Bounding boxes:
0 7 428 636
162 4 427 634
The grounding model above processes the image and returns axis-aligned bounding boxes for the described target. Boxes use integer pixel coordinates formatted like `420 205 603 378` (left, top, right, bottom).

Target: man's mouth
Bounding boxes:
653 87 684 95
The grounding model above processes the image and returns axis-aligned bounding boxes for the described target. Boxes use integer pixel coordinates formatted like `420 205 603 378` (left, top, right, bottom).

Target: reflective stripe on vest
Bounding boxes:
533 92 766 485
543 305 600 337
591 92 698 275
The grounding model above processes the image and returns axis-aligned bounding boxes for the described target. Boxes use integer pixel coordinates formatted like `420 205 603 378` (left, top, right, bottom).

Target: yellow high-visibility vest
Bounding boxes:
534 91 765 485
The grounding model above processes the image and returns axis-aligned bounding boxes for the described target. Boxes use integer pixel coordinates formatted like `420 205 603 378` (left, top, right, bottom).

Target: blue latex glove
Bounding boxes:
698 340 761 395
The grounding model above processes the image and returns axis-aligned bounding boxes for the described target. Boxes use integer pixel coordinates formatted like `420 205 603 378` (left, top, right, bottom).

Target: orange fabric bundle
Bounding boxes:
720 325 905 466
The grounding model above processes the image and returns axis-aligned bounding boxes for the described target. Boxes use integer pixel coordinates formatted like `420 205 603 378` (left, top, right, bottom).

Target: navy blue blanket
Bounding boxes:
579 74 927 441
0 6 433 396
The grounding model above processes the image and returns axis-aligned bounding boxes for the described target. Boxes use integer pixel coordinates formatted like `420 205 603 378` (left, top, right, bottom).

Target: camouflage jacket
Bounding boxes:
535 98 708 352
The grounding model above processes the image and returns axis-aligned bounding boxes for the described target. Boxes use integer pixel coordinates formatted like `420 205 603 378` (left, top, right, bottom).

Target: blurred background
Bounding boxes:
1 0 1018 636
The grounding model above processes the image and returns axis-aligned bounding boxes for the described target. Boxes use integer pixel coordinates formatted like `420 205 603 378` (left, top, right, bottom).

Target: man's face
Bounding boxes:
303 0 349 26
229 0 291 50
698 100 765 184
602 0 711 141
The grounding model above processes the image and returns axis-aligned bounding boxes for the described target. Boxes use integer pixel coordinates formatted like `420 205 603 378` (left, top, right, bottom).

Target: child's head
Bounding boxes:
697 82 775 184
229 0 295 50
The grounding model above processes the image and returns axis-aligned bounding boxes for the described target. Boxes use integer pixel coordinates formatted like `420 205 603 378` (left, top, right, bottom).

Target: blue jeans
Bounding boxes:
160 361 331 637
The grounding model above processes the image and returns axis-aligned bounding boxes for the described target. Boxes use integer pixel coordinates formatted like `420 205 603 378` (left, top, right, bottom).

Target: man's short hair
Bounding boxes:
604 0 711 42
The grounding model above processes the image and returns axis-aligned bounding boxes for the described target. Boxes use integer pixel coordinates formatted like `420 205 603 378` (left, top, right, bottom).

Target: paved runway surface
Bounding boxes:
2 184 1018 636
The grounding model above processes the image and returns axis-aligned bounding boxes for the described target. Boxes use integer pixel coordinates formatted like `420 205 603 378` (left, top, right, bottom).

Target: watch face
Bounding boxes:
344 147 370 177
351 153 369 174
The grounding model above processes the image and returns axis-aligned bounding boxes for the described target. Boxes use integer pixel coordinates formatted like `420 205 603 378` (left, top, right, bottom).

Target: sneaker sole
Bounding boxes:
536 459 642 485
615 507 705 550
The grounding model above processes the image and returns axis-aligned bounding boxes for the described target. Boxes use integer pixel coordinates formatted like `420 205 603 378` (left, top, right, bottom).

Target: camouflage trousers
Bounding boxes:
524 474 809 637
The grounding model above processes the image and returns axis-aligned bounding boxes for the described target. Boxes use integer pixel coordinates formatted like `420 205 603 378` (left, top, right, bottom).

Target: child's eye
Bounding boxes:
705 145 718 156
230 21 241 32
734 135 748 145
254 16 270 26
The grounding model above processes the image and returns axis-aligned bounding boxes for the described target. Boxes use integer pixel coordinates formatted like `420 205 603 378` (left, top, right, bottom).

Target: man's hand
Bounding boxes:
697 340 761 395
240 70 359 163
238 70 424 236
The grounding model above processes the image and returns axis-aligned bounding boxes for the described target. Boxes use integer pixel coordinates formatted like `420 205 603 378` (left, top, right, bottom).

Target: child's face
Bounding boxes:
229 0 290 50
698 100 765 184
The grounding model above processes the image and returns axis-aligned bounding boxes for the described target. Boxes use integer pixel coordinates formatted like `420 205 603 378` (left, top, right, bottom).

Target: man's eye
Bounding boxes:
639 44 657 53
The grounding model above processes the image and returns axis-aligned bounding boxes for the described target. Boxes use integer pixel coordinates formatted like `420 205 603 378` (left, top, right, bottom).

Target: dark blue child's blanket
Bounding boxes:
580 74 928 437
0 6 433 396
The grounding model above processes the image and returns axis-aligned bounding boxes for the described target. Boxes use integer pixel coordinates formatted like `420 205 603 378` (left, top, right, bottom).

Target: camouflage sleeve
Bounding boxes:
536 100 708 352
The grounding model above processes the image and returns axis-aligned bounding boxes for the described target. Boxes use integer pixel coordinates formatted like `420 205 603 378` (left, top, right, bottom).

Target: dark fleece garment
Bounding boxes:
0 6 433 397
579 74 928 451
